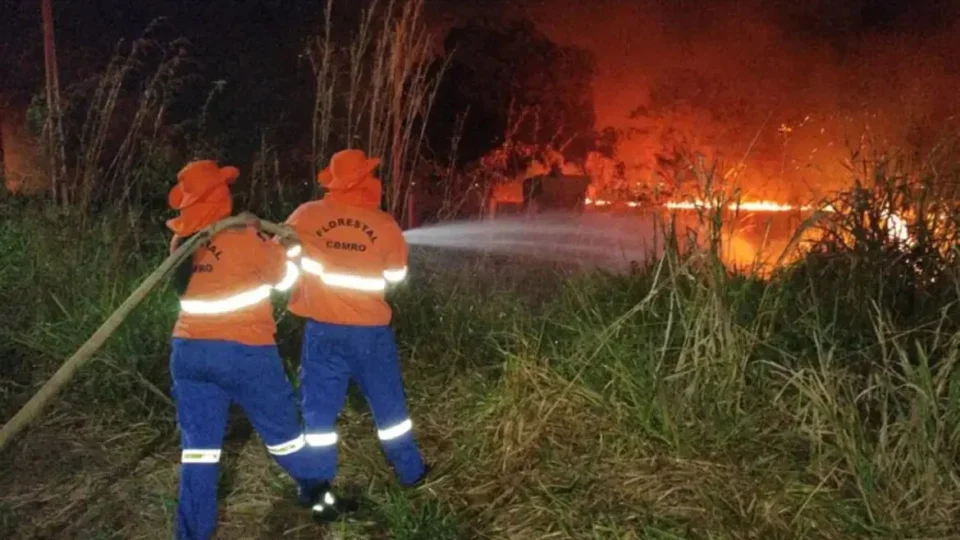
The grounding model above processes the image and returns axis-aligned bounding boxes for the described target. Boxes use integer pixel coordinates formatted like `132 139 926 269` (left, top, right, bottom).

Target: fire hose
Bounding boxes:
0 214 297 453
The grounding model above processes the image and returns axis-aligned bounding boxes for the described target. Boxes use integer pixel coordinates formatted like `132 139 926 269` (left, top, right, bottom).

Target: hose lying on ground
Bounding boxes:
0 215 297 453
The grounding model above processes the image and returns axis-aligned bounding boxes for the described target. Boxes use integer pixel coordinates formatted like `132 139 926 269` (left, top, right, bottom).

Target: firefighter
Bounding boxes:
166 160 343 539
284 149 428 520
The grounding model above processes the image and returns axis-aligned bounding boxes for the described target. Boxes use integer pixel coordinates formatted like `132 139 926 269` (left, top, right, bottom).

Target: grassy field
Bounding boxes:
4 0 957 534
1 191 959 539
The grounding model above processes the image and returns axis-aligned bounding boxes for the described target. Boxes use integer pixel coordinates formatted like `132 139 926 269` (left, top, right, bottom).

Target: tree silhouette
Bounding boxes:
428 18 597 167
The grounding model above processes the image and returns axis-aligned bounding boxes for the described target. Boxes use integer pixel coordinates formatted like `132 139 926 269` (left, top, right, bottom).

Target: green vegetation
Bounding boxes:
2 159 959 538
3 0 959 536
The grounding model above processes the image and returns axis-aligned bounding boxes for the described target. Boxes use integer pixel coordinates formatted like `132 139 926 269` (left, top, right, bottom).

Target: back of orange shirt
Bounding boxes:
286 200 407 326
173 226 287 345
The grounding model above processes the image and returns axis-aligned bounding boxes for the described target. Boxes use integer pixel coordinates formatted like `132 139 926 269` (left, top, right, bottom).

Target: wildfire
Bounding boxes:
585 198 638 208
663 200 815 212
585 198 814 212
583 197 912 244
882 211 912 246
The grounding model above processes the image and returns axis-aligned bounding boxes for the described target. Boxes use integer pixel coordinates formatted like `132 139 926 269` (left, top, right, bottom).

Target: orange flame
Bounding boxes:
663 200 814 212
585 198 818 212
584 197 912 245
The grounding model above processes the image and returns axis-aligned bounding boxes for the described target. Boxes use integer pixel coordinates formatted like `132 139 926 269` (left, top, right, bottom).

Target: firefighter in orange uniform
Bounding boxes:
285 149 428 519
166 160 342 538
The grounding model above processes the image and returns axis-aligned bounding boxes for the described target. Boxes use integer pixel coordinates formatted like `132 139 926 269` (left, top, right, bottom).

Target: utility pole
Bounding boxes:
41 0 64 205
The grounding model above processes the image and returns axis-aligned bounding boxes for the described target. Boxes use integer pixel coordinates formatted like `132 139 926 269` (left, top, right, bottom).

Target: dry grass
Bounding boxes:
2 288 959 538
4 4 960 533
3 151 960 538
305 0 446 221
41 21 192 215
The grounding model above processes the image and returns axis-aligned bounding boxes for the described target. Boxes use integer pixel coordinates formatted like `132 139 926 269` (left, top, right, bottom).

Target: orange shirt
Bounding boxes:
172 226 288 345
285 200 407 326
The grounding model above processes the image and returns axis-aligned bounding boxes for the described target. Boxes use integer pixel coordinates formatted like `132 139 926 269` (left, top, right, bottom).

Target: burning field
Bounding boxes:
3 169 960 538
3 0 960 538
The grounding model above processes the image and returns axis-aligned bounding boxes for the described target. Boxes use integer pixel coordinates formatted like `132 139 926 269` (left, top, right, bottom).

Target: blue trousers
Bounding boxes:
299 320 425 485
170 338 322 540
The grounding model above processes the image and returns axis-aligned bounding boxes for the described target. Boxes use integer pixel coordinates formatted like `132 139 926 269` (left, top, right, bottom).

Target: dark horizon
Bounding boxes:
2 0 959 199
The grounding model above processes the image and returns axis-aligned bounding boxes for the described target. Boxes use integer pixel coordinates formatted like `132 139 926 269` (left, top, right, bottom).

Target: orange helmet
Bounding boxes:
168 160 239 210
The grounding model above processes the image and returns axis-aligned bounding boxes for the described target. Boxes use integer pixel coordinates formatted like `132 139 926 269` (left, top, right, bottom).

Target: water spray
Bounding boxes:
402 211 664 272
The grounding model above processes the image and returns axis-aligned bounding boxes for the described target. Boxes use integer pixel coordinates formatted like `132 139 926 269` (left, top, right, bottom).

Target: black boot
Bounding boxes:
296 482 319 508
311 489 360 524
299 482 360 524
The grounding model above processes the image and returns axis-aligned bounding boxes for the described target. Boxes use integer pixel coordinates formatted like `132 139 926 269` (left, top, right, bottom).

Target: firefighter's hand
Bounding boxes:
276 224 299 246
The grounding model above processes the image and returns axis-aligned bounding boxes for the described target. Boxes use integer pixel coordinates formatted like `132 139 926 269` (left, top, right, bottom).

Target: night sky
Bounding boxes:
4 0 957 99
2 0 958 197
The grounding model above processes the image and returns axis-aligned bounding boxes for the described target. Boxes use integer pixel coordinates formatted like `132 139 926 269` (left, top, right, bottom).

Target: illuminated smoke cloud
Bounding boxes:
428 0 960 200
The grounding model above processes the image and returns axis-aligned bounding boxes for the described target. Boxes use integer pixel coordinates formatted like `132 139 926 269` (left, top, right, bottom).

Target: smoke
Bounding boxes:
428 0 960 199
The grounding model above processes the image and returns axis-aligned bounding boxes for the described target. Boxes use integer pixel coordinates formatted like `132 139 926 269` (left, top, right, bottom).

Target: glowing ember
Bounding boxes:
586 198 818 211
583 197 912 246
662 200 814 212
584 198 819 212
883 211 912 245
661 201 700 210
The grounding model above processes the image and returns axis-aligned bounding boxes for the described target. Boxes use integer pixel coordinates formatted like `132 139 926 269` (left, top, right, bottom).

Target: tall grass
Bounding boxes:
7 148 959 537
3 2 960 537
38 23 193 216
306 0 446 222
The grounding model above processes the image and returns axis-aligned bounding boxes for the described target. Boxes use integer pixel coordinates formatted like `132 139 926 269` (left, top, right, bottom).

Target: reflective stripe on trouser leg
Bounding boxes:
177 453 221 540
300 321 352 481
265 435 306 456
266 434 323 493
377 419 425 486
352 326 425 485
227 343 327 484
300 428 338 482
170 340 231 540
378 419 413 441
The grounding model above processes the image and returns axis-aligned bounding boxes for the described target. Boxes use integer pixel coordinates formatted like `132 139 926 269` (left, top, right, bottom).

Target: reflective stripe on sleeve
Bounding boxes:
377 419 413 441
305 432 338 447
265 434 306 456
320 271 386 291
383 267 407 283
181 449 222 463
180 285 273 315
286 245 302 258
273 260 300 292
300 257 325 276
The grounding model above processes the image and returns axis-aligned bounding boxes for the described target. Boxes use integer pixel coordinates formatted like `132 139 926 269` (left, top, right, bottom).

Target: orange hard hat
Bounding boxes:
317 166 333 187
317 149 381 191
168 160 240 210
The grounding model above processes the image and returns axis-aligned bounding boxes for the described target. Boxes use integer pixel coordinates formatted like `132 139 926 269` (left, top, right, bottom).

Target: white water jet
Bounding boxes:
402 212 665 273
